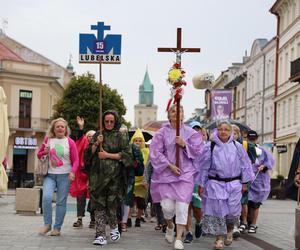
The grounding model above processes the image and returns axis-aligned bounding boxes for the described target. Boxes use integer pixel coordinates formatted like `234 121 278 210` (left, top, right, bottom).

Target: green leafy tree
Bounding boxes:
52 73 131 134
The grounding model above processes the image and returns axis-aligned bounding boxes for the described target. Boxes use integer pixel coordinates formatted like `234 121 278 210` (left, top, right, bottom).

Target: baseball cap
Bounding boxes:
247 130 258 139
189 121 202 129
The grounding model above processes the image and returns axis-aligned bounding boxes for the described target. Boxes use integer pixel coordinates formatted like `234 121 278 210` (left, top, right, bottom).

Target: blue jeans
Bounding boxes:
42 173 70 230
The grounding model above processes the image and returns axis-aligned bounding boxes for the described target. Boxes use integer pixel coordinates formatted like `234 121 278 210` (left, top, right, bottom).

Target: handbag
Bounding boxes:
35 155 49 176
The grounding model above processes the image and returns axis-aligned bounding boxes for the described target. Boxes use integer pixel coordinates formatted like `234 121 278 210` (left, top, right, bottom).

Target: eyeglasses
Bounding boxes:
104 120 115 124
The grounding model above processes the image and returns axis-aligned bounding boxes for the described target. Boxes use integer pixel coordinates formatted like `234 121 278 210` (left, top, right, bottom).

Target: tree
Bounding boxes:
52 73 131 134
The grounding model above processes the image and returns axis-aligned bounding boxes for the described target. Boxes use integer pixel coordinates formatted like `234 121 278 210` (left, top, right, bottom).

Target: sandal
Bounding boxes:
224 232 233 246
73 219 83 228
214 239 223 250
121 223 127 232
248 225 257 234
238 223 247 233
155 224 163 230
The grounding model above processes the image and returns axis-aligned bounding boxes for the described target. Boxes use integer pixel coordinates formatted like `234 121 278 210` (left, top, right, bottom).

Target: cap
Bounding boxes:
189 121 202 129
247 130 258 139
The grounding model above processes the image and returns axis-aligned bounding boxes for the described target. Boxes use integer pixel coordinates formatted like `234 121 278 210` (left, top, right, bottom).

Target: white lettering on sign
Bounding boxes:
79 54 121 64
15 137 37 146
213 96 229 104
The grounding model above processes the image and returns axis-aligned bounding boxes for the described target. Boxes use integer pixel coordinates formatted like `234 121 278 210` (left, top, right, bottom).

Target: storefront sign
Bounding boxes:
14 137 37 149
277 145 287 154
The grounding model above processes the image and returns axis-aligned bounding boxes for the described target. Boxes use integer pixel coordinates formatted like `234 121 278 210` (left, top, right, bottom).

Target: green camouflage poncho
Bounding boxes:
84 111 133 210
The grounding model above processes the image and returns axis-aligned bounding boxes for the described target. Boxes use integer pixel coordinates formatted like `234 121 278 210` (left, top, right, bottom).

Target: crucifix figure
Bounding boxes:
158 28 201 168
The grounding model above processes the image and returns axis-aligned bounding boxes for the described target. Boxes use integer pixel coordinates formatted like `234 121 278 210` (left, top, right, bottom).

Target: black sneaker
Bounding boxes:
195 223 202 238
184 232 193 243
135 218 141 227
127 218 132 228
73 218 83 228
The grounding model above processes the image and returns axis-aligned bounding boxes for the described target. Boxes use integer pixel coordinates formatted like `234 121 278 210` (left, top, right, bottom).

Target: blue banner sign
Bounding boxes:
79 22 121 64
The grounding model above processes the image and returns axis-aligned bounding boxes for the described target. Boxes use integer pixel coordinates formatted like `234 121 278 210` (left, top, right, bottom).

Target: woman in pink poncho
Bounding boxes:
150 105 203 250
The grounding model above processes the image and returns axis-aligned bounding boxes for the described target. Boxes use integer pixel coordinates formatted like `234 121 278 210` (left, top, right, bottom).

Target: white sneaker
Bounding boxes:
165 223 175 243
93 236 107 245
174 239 184 250
110 227 121 242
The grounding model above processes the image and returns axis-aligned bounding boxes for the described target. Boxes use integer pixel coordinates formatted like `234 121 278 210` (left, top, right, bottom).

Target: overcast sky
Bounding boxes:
1 0 276 124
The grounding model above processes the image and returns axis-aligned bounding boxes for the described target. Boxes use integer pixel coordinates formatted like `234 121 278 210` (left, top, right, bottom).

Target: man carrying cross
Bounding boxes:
149 28 203 250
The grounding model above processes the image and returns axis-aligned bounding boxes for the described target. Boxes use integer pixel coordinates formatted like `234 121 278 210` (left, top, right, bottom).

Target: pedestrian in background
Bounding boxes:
150 104 203 250
183 121 204 244
70 116 96 229
247 130 275 234
37 118 79 236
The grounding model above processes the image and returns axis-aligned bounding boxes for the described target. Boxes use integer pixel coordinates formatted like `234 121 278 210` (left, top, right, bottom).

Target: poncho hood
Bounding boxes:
211 128 234 146
102 110 121 132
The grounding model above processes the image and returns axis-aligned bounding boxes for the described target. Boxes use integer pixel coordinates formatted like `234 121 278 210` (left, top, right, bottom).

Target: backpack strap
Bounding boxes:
210 141 216 154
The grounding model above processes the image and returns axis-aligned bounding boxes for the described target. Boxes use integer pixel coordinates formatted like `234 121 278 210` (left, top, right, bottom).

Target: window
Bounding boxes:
288 98 292 127
295 95 298 125
277 103 281 129
297 43 300 57
242 88 245 106
19 90 32 128
282 101 286 128
285 52 289 82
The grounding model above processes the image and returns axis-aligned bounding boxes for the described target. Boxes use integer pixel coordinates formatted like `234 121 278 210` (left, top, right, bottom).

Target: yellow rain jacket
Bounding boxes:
130 128 149 199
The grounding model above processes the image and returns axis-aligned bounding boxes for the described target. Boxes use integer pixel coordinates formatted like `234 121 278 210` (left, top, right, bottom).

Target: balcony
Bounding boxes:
290 57 300 83
8 116 50 132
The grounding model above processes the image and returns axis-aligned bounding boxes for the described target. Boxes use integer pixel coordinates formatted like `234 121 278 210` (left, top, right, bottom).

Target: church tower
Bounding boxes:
134 69 157 128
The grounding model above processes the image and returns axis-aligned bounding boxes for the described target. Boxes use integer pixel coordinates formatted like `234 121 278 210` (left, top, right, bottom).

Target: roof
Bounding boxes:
142 120 168 132
0 42 23 62
139 70 153 92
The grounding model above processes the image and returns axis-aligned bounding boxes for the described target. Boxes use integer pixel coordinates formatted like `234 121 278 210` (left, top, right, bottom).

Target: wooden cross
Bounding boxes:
158 28 201 168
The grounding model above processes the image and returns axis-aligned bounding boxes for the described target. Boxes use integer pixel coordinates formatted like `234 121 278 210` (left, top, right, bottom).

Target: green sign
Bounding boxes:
20 91 32 99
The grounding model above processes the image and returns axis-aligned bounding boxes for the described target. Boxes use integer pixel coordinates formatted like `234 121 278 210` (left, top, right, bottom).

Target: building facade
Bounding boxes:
134 70 157 128
0 32 72 187
271 0 300 177
245 38 276 146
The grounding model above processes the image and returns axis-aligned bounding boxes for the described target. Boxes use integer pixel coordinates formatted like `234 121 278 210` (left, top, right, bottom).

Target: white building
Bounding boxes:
271 0 300 177
245 38 276 146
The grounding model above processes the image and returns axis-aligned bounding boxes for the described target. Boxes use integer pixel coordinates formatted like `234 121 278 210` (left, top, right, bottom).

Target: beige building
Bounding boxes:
0 32 73 187
271 0 300 177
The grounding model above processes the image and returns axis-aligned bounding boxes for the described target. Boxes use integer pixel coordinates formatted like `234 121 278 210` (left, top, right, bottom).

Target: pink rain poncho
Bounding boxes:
150 122 203 203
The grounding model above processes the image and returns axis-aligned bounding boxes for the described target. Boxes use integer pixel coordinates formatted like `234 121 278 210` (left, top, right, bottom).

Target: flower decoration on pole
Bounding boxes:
166 63 187 111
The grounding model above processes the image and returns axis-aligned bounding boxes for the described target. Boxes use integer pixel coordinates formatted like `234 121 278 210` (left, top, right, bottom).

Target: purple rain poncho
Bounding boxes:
248 146 275 204
149 122 203 204
195 130 254 235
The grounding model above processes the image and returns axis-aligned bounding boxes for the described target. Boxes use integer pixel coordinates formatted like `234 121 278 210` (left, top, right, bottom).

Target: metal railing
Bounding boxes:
8 116 50 132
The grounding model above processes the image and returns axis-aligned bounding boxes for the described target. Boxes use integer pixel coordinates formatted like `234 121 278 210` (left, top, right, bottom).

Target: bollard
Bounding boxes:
15 188 40 215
